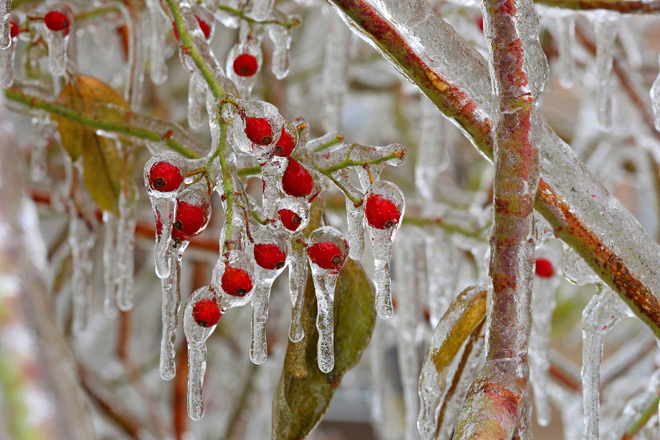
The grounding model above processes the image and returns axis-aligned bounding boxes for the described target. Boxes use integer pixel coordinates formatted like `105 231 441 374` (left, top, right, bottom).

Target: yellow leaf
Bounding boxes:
82 134 122 214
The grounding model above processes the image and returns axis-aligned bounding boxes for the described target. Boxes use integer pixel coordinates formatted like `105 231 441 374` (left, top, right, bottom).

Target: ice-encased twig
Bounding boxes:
581 287 634 440
593 12 619 131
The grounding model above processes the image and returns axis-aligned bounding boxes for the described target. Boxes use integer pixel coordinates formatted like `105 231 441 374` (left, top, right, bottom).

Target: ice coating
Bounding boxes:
424 231 458 327
159 241 187 381
147 0 168 85
225 99 284 162
249 0 274 21
183 285 220 420
0 0 10 50
561 245 600 286
68 200 96 335
43 6 72 77
651 54 660 132
267 14 293 79
288 238 308 342
321 13 350 132
592 12 619 131
556 14 576 89
529 255 560 426
102 212 119 319
307 226 349 373
260 154 287 219
276 197 310 234
609 370 660 439
249 232 290 364
30 122 55 183
345 191 365 260
226 40 263 98
416 98 450 201
0 7 14 89
213 250 256 310
365 181 405 319
116 185 137 311
188 73 207 130
581 287 634 440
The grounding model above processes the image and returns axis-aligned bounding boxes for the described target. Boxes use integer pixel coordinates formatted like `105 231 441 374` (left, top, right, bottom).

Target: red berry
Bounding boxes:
221 266 253 297
365 194 401 229
9 21 19 39
282 159 313 197
44 11 69 32
274 127 295 157
172 201 209 241
307 242 343 270
192 298 222 327
149 161 183 192
173 16 211 42
233 53 259 77
535 258 554 278
254 243 286 270
245 117 273 145
278 209 302 232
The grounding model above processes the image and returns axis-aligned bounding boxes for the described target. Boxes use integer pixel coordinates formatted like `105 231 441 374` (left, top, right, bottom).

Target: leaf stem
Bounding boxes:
217 5 301 28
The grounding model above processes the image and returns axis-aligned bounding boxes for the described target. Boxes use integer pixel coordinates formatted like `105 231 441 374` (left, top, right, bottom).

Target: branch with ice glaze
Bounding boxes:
453 0 541 434
328 0 660 338
535 0 660 13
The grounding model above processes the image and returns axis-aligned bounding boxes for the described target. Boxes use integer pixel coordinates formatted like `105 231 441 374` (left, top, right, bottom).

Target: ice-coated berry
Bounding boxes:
365 194 401 229
254 243 286 270
233 53 259 77
307 242 343 270
192 298 222 327
149 161 183 192
535 258 554 278
173 16 211 42
245 117 273 145
274 127 295 157
10 21 19 39
221 266 253 297
172 201 209 241
282 159 313 197
44 10 69 32
278 209 302 232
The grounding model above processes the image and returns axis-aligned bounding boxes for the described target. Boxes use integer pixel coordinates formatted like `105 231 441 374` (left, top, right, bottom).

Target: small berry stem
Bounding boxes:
217 5 301 28
215 116 235 253
318 151 402 175
311 134 343 152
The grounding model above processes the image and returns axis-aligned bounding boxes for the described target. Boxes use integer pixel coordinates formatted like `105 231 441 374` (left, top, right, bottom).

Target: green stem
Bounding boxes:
216 120 234 253
217 5 301 28
74 6 121 22
319 152 403 174
402 216 488 241
312 134 343 152
624 395 660 439
237 165 261 176
4 88 201 159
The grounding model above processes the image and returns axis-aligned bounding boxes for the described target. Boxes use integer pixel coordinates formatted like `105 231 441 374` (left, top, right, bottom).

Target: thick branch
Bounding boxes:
535 0 660 13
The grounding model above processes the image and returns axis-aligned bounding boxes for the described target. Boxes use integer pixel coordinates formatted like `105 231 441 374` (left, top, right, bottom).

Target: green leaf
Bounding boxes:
272 201 376 440
82 134 122 214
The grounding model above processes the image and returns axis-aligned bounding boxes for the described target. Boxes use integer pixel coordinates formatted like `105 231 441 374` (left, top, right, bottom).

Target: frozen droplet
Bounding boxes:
592 12 619 131
288 238 308 342
416 98 451 200
226 39 262 98
651 54 660 133
581 287 633 440
212 250 256 310
151 197 176 279
345 194 365 260
102 212 119 319
556 15 576 88
0 21 14 88
188 73 207 130
561 246 599 286
69 204 96 335
0 0 11 50
307 226 349 373
227 99 284 162
160 240 188 381
147 0 169 85
267 17 293 80
321 13 350 131
365 181 405 319
260 155 287 220
183 286 221 420
43 6 73 77
116 185 137 311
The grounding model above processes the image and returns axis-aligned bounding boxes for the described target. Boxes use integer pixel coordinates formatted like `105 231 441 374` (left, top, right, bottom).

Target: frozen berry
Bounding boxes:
149 161 183 192
308 242 343 270
9 21 19 39
233 53 259 77
274 127 295 157
282 159 313 197
245 117 273 145
365 194 401 229
535 258 554 278
172 201 209 241
278 209 302 232
221 266 253 297
173 16 211 42
254 243 286 270
192 298 222 327
44 10 69 32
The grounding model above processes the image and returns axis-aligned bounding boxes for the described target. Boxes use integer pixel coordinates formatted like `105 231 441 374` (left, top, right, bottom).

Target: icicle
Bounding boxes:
267 16 293 80
416 98 451 200
116 184 137 311
365 181 405 319
345 193 365 260
250 0 274 21
43 6 73 77
188 73 206 130
288 238 308 342
650 54 660 132
370 320 387 430
321 13 350 131
581 287 633 440
529 257 560 426
160 240 187 380
0 0 11 50
424 231 458 327
515 396 533 440
226 39 263 99
593 12 619 131
147 0 168 85
30 121 54 183
184 286 221 420
102 212 119 319
556 15 576 89
307 226 349 373
549 383 583 440
260 155 287 220
249 233 289 364
68 203 96 335
610 370 660 440
394 232 422 440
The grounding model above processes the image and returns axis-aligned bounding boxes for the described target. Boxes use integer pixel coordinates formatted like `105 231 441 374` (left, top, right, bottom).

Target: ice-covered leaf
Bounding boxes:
272 203 375 439
82 136 123 214
54 75 129 160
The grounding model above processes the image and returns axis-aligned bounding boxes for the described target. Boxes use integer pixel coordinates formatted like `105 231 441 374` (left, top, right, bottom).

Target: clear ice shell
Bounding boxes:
0 0 11 50
225 99 284 162
68 204 96 335
275 197 310 234
288 238 308 342
226 39 263 99
160 241 188 381
43 5 73 77
187 73 207 130
321 13 350 131
260 156 287 220
267 13 294 79
0 28 14 87
212 249 256 310
116 185 137 311
183 285 220 420
592 12 619 131
307 226 349 373
365 181 405 318
147 0 169 85
556 14 576 89
30 121 55 183
102 212 119 319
